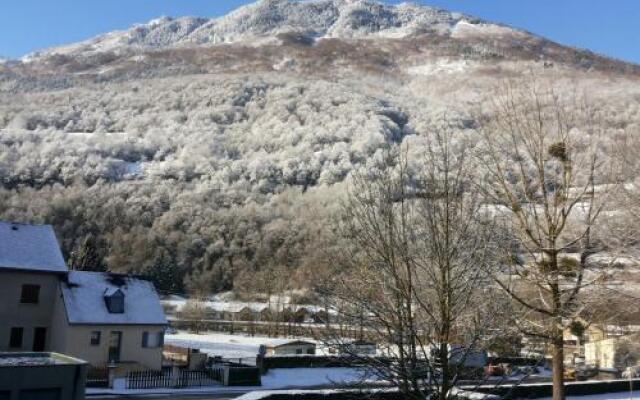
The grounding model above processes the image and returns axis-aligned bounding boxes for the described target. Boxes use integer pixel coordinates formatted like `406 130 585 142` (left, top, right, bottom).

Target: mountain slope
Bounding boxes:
0 0 639 293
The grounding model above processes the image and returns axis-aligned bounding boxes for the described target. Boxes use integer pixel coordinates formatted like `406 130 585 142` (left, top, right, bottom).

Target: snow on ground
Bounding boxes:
165 331 322 360
451 19 525 40
87 368 379 396
238 388 502 400
236 389 351 400
166 332 267 359
406 59 470 76
552 393 640 400
262 367 374 389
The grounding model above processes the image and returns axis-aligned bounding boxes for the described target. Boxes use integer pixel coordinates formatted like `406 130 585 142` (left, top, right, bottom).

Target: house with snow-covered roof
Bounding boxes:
0 220 167 371
0 222 68 354
50 271 167 370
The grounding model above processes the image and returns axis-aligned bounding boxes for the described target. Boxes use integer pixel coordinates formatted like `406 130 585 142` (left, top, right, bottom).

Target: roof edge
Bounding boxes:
0 267 68 275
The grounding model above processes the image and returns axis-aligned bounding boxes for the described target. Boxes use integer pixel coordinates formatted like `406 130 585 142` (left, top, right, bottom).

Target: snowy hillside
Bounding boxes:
0 0 639 295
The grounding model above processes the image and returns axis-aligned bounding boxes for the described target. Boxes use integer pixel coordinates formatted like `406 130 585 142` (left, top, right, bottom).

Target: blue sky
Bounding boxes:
0 1 638 64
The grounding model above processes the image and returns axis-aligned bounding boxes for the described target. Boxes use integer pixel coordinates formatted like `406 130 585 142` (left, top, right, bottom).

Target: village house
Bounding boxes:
51 271 167 370
333 340 378 356
262 340 317 356
561 318 640 368
0 221 167 371
585 332 640 370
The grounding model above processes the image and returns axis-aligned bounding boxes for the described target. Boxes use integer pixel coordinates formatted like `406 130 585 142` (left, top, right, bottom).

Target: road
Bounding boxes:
86 382 392 399
88 393 244 400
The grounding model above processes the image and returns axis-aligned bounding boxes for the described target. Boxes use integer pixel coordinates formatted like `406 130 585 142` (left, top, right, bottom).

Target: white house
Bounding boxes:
51 271 168 370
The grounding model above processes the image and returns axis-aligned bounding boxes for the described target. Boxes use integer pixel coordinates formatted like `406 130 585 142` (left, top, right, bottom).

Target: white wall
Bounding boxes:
53 324 165 370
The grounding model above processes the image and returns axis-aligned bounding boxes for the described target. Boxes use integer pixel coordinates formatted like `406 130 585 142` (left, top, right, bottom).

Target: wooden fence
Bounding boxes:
126 369 219 389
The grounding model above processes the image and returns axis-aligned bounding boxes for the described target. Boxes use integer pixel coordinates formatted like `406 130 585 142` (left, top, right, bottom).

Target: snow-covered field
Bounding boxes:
164 331 381 389
262 367 372 389
166 332 270 359
165 331 322 360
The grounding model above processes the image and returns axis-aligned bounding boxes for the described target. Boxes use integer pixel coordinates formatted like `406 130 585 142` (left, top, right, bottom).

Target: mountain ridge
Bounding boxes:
22 0 516 60
9 0 636 84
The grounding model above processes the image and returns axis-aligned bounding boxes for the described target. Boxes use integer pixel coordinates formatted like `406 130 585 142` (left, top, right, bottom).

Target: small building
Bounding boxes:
585 333 640 370
264 340 316 356
328 340 377 356
429 344 488 368
347 340 377 355
0 352 87 400
52 271 168 371
562 320 640 367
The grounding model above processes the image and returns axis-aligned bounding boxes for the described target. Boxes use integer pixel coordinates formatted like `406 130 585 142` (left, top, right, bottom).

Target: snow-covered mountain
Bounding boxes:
1 0 639 289
12 0 635 87
26 0 489 59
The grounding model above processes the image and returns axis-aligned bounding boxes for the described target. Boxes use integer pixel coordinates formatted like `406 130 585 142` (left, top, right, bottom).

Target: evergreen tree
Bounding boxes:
144 250 183 294
69 235 107 271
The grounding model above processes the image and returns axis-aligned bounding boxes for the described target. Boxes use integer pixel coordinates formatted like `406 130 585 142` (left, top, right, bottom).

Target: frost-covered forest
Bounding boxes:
0 74 425 295
1 0 639 296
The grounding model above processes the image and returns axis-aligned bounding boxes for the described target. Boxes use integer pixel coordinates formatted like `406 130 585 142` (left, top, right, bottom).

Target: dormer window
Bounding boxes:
104 288 125 314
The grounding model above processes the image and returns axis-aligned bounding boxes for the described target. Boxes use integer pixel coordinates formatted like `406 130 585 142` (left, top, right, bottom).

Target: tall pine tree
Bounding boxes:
69 235 107 271
144 249 183 294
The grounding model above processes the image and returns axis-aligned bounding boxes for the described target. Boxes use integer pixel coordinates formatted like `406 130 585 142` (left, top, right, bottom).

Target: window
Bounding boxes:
104 290 125 314
20 284 40 304
295 348 303 354
142 331 164 348
32 327 46 352
90 331 101 346
9 327 23 348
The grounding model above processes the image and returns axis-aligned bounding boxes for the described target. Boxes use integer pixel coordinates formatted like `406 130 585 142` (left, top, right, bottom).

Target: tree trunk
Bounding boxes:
551 336 566 400
439 342 450 400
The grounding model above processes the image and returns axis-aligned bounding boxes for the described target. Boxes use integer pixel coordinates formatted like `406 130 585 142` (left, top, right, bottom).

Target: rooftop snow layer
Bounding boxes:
0 352 85 367
0 221 67 273
61 271 167 325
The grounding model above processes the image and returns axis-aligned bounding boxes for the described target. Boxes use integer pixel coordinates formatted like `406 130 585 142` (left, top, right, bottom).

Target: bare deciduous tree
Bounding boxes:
475 79 620 400
322 129 501 400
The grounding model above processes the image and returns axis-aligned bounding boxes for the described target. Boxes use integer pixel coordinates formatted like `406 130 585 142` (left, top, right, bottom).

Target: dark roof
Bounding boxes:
61 271 167 326
266 340 316 348
0 221 67 273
